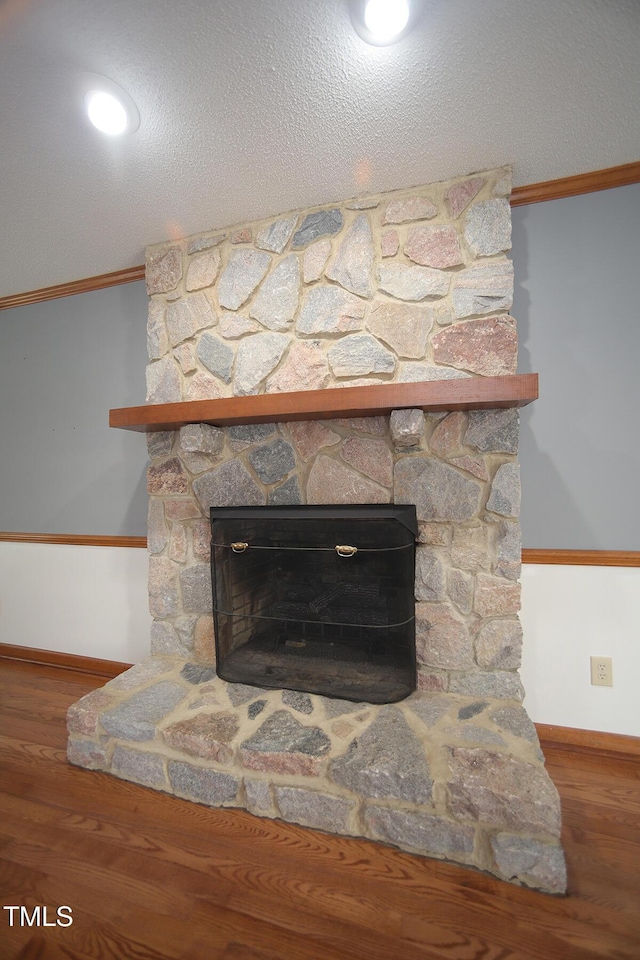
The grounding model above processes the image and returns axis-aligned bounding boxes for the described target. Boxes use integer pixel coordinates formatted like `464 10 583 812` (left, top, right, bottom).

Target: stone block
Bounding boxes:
146 245 182 294
446 747 562 835
256 215 298 254
173 342 198 374
227 423 277 450
464 198 511 256
302 238 332 282
449 671 524 702
288 420 341 461
395 457 481 522
217 249 272 310
147 300 168 359
449 456 489 481
234 332 289 395
180 564 213 615
67 689 115 736
405 225 463 268
382 196 438 223
490 833 566 893
330 707 432 804
168 760 240 805
297 286 366 335
245 778 276 816
150 620 184 657
445 177 485 219
416 602 474 670
417 522 449 546
147 498 167 554
231 227 252 244
240 710 331 776
398 363 469 383
474 574 521 617
185 371 223 400
432 316 517 376
248 438 296 484
166 294 215 347
250 254 300 331
307 455 389 504
67 737 109 769
487 463 521 518
146 357 182 404
366 302 433 358
147 457 189 495
268 475 302 504
407 694 453 728
111 745 168 788
490 706 539 744
451 525 489 571
185 249 221 291
193 459 266 509
429 412 466 458
365 807 475 857
196 333 235 383
377 263 449 301
340 436 393 487
326 213 375 297
101 682 187 741
282 690 314 715
179 423 224 457
194 616 216 663
219 311 259 338
187 233 226 255
390 409 424 449
447 568 473 613
451 262 514 319
475 619 523 670
267 340 330 393
275 786 355 835
164 498 201 521
147 431 174 459
163 711 238 763
149 557 179 618
495 520 522 580
381 229 399 257
291 209 343 249
415 549 446 602
180 663 217 684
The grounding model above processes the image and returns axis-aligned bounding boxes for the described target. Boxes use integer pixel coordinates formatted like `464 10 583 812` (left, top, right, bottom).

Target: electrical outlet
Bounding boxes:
590 656 613 687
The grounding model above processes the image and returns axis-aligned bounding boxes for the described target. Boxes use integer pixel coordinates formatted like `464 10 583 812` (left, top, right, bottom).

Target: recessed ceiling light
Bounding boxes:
364 0 410 41
85 90 128 135
78 74 140 136
349 0 423 46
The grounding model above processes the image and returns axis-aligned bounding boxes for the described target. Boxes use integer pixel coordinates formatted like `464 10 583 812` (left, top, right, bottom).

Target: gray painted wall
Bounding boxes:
513 183 640 549
2 184 638 545
0 281 149 535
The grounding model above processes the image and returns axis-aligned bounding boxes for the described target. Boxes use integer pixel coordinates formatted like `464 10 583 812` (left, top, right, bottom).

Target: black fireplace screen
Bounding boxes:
210 504 417 703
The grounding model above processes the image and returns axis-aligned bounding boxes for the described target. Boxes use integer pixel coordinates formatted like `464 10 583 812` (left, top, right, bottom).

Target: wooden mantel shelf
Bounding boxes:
110 374 538 432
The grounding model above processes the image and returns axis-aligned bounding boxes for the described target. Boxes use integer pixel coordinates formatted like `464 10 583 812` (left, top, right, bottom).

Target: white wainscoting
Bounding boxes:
0 541 150 663
519 563 640 737
1 542 638 736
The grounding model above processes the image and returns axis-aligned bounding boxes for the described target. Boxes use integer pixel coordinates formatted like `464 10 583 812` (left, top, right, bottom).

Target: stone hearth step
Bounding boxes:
67 656 565 894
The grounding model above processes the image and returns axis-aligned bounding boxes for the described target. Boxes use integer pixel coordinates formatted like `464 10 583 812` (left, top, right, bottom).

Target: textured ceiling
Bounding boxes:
1 0 639 298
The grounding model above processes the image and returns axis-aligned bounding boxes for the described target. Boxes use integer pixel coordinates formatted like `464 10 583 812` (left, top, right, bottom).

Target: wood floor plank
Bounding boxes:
1 659 639 960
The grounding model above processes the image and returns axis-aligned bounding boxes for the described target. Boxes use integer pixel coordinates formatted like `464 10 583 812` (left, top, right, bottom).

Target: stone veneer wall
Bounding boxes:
67 166 567 893
144 166 524 701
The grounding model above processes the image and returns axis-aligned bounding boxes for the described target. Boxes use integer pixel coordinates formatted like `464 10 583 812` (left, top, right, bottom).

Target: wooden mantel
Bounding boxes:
110 373 538 432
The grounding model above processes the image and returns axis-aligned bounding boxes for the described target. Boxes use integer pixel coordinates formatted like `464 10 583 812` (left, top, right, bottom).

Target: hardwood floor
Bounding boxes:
1 660 638 960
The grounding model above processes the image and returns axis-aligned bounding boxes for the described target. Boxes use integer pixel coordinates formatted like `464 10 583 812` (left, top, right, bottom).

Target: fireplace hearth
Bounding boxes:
211 505 417 703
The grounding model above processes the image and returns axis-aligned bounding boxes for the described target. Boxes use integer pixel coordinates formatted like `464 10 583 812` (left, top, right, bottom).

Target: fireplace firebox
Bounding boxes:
210 505 417 703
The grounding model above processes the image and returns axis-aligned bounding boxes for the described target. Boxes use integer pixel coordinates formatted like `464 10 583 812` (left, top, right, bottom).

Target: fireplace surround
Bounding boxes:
67 166 566 893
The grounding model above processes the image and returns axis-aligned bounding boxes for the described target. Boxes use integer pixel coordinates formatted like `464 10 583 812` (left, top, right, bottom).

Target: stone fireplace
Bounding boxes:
67 167 566 893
